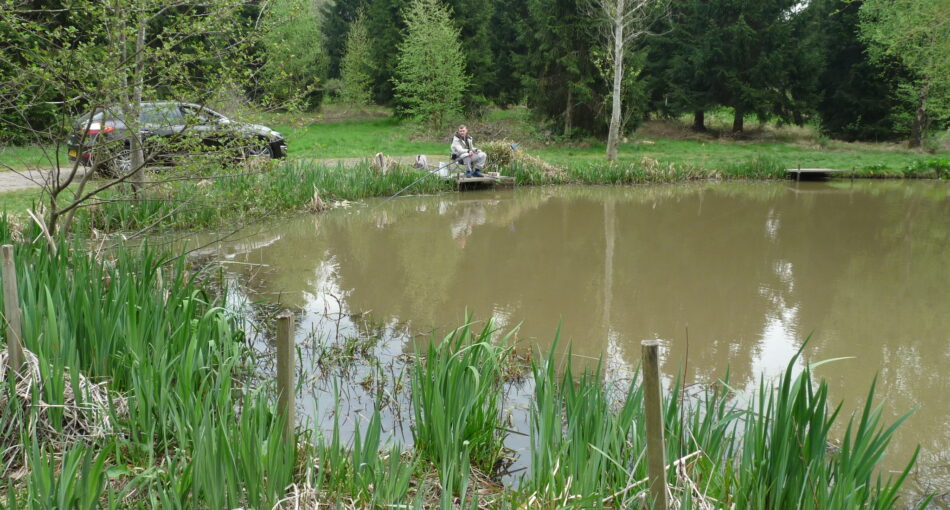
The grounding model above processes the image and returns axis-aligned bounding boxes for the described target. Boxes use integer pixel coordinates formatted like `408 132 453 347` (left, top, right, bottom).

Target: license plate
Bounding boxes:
68 149 78 158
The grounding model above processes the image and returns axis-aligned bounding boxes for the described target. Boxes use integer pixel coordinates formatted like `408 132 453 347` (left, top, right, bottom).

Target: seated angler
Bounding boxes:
451 124 487 177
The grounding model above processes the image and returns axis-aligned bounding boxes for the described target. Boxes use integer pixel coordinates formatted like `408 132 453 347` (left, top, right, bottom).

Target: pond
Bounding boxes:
198 180 949 503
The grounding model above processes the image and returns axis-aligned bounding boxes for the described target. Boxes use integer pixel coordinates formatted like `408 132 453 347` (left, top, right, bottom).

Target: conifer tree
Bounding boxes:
366 0 406 103
320 0 369 79
393 0 469 128
521 0 603 136
339 10 374 105
443 0 495 113
817 0 903 141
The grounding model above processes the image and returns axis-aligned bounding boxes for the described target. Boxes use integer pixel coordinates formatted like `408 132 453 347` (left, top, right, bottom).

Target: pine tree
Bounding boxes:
443 0 495 113
521 0 604 136
817 0 903 141
366 0 406 103
320 0 369 79
260 0 328 109
697 0 798 132
392 0 469 128
645 0 716 130
338 10 374 105
487 0 529 106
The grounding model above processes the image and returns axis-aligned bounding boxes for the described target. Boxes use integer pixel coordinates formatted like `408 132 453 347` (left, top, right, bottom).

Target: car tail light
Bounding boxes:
85 122 115 135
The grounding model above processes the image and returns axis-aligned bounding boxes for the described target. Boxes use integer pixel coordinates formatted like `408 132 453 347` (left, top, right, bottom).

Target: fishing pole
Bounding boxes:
376 158 462 207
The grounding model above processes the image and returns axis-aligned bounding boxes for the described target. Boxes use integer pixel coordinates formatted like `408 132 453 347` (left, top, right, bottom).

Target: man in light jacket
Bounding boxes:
451 124 487 177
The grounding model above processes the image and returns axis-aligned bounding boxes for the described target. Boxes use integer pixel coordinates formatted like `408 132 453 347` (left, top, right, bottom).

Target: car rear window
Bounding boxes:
140 105 184 125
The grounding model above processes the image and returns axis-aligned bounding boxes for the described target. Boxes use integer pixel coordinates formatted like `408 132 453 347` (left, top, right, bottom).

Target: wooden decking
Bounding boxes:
786 168 855 180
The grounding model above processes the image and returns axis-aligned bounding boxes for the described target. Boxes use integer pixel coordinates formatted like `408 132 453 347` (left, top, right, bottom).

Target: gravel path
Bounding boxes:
0 168 90 193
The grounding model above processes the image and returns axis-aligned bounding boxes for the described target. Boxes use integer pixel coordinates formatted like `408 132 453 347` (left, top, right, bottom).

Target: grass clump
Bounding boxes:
0 220 296 509
411 321 512 500
521 342 923 509
74 160 457 232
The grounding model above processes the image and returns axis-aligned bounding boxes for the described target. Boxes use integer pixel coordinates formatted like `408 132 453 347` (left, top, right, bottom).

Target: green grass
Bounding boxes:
410 320 512 500
272 115 448 160
0 189 45 215
0 145 66 171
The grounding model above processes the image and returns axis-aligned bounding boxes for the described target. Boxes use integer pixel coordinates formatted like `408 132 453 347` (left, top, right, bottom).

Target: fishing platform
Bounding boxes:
452 173 516 190
785 168 855 181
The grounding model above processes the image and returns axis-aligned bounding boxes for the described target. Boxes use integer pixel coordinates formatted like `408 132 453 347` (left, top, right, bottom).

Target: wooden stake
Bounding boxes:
276 310 296 442
2 245 24 375
642 340 668 510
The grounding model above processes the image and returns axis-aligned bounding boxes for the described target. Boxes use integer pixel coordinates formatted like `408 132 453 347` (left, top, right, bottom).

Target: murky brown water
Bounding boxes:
201 180 949 502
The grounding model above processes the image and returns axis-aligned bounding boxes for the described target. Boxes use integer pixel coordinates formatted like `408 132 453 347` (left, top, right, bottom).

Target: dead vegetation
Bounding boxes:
0 348 125 479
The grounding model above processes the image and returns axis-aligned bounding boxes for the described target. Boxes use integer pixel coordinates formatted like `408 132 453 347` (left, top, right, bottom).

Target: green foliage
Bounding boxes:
0 222 299 508
442 0 496 116
366 0 406 103
411 321 511 493
74 161 457 232
521 0 604 136
816 0 906 141
320 0 370 79
859 0 950 143
486 0 529 106
258 0 330 109
393 0 470 129
338 10 374 106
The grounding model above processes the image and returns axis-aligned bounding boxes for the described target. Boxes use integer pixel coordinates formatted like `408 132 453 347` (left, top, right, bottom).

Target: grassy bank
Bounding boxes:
38 148 940 234
2 106 947 232
0 224 925 508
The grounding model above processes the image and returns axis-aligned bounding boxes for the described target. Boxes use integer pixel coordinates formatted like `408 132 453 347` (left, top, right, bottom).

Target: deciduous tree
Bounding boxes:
859 0 950 147
587 0 670 161
0 0 263 234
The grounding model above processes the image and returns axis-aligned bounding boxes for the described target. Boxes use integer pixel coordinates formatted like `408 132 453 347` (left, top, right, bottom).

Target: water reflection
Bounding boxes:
201 181 949 498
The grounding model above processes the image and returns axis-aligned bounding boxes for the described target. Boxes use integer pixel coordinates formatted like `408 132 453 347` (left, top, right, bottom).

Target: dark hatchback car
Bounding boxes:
67 102 287 175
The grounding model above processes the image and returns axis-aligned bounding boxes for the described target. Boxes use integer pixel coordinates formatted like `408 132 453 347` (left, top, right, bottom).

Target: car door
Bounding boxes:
179 104 228 156
139 103 186 160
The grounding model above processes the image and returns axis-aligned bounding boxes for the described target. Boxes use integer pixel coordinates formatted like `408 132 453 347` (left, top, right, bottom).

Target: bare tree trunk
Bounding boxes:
606 0 624 163
564 86 573 137
909 84 927 149
732 106 744 133
129 17 146 195
692 110 705 132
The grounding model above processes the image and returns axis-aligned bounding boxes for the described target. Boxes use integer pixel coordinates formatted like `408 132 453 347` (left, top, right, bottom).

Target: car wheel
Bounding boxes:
110 146 133 177
243 138 274 160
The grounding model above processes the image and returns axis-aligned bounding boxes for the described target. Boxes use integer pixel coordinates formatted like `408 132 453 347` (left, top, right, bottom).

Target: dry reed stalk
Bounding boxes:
306 186 328 213
271 463 503 510
0 348 126 478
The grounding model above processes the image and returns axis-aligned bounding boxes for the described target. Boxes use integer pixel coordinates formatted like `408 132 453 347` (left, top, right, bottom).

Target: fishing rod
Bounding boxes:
376 158 463 207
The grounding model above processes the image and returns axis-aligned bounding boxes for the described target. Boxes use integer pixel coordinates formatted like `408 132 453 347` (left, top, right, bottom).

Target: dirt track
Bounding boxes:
0 168 90 193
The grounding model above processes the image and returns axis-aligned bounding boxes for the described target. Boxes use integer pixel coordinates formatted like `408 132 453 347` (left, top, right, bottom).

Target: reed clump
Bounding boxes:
0 348 123 476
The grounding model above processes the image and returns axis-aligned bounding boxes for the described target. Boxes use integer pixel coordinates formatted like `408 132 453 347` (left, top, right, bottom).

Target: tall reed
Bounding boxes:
0 219 296 508
410 321 512 497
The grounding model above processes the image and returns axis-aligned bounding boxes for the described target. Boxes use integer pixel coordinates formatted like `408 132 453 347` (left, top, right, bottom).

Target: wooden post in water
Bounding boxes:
276 310 296 443
2 245 24 375
642 340 668 510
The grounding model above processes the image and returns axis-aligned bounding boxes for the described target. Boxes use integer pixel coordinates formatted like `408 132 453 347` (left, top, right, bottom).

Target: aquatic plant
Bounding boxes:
410 321 512 496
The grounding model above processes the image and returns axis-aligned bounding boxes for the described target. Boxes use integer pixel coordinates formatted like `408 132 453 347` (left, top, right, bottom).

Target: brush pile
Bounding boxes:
480 140 565 178
0 347 124 478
